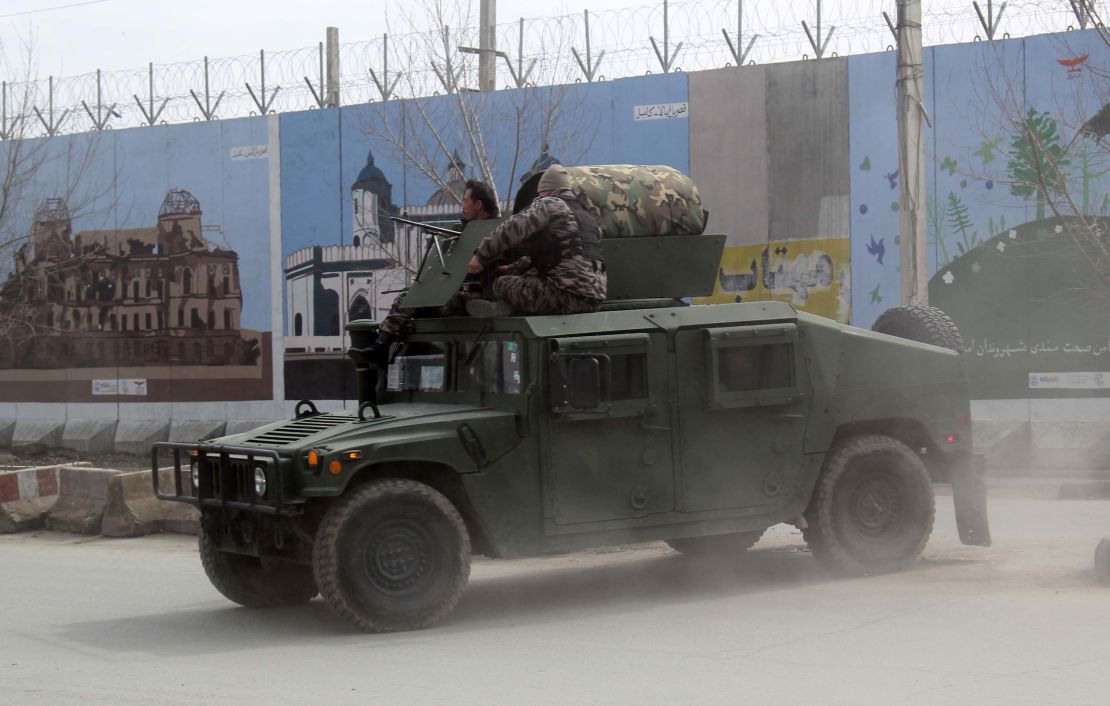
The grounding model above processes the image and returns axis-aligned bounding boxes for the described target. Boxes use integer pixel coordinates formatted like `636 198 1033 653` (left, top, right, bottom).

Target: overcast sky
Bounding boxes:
0 0 649 76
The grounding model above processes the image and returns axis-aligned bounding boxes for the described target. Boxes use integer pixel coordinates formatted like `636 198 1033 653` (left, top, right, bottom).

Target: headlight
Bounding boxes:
253 466 268 498
190 459 199 489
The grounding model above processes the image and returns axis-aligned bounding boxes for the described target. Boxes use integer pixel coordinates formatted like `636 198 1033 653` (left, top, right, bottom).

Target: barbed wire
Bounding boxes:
0 0 1098 137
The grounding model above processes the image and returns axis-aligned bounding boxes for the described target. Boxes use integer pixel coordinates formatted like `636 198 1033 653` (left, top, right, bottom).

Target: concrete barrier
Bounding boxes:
0 465 61 532
101 466 199 537
0 419 15 447
113 420 170 456
11 420 64 455
972 418 1032 469
168 420 227 444
1030 421 1110 471
224 420 273 436
61 419 118 454
45 466 121 534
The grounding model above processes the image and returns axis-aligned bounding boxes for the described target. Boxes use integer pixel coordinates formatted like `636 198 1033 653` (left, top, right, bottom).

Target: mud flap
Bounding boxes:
951 453 991 547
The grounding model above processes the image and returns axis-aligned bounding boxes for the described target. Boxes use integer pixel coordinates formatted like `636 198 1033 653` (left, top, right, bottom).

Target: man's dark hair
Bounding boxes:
464 179 500 218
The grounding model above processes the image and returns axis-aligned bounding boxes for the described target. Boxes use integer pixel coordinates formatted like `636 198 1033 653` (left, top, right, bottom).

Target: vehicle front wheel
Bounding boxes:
665 530 764 558
198 520 318 608
803 435 935 575
313 478 471 632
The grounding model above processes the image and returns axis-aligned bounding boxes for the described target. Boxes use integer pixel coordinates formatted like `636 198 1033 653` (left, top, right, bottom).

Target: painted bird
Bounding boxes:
867 234 886 265
1058 55 1089 68
884 170 899 189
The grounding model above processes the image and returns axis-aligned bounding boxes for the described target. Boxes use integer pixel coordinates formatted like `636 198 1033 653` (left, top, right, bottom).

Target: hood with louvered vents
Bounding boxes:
244 414 362 448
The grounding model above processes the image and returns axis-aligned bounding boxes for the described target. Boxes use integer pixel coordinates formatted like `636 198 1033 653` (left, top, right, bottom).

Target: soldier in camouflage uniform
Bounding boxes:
349 180 498 367
467 165 606 317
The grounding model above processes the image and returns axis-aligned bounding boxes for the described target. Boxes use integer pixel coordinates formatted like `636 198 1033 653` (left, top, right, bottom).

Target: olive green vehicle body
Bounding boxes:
156 297 982 561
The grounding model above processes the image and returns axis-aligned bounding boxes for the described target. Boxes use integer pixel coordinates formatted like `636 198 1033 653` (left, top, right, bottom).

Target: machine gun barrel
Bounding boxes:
389 215 460 238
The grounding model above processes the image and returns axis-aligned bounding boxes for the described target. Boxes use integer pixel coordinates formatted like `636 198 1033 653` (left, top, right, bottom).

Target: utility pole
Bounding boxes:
326 26 340 107
896 0 928 305
479 0 497 91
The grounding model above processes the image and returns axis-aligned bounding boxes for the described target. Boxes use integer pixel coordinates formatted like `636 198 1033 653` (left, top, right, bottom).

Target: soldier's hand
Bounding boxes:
467 256 483 274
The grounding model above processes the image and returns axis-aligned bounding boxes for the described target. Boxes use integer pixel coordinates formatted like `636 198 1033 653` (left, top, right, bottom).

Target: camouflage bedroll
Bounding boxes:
515 165 708 237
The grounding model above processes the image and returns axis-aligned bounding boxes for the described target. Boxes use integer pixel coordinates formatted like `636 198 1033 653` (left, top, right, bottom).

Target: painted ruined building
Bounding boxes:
0 189 259 370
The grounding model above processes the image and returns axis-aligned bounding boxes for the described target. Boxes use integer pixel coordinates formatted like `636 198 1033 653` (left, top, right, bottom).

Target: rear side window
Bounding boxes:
717 343 794 392
705 325 801 408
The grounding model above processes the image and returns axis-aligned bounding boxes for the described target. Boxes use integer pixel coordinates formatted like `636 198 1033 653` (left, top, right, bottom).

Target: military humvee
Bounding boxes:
153 166 990 633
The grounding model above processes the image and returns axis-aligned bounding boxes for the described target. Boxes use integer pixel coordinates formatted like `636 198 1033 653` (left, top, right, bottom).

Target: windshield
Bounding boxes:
385 339 522 394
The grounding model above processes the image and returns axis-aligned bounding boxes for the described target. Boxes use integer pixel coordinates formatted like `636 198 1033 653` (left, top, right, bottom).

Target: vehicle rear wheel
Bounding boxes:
1095 537 1110 585
665 530 764 557
871 304 963 352
313 478 471 632
198 520 318 608
803 435 935 575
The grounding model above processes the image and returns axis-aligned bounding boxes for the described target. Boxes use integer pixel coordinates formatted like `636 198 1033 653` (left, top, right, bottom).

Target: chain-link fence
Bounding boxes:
0 0 1099 137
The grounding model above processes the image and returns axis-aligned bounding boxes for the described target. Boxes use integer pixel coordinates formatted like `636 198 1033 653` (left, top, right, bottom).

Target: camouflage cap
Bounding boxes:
537 164 572 194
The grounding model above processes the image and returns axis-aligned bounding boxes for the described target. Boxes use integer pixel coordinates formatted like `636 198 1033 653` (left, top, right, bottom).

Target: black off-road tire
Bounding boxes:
198 521 318 608
665 530 764 557
313 478 471 633
1095 538 1110 585
872 305 963 352
803 435 935 575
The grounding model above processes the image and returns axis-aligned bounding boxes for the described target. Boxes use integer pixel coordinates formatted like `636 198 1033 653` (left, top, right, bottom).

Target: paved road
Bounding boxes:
2 495 1110 706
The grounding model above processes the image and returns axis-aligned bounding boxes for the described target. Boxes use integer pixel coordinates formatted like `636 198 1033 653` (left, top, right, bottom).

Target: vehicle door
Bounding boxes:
543 332 674 527
674 323 813 512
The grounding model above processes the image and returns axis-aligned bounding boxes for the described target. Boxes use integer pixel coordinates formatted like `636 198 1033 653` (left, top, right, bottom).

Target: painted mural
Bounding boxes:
5 27 1110 417
849 29 1110 398
698 237 852 321
0 119 275 403
279 75 691 401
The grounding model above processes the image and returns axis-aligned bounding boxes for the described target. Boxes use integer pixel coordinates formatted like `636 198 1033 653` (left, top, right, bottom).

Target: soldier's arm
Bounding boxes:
502 256 533 275
475 198 560 267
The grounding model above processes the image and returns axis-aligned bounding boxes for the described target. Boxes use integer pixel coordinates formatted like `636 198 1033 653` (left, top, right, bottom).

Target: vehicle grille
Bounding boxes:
207 456 254 501
244 414 358 447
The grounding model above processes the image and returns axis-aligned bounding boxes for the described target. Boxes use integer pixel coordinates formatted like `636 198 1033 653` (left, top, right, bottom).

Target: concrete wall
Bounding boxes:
3 30 1110 444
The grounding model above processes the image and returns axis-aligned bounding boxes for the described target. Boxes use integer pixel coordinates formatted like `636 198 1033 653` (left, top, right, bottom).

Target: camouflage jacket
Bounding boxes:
476 194 607 301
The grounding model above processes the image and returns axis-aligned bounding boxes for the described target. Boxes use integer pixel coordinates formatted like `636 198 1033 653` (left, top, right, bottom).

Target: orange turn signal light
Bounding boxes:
327 460 343 475
306 450 320 468
343 450 362 461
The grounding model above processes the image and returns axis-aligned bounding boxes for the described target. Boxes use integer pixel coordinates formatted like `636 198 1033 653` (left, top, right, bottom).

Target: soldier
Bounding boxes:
349 179 499 367
466 165 606 317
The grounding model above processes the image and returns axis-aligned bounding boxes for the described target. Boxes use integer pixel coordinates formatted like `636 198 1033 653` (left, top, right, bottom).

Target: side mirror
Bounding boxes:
550 354 610 413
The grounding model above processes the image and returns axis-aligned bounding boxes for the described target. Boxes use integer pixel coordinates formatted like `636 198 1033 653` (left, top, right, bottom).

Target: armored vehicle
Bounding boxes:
154 166 990 633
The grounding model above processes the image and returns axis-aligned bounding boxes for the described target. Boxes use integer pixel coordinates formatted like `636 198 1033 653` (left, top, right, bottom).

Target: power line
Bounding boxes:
0 0 111 20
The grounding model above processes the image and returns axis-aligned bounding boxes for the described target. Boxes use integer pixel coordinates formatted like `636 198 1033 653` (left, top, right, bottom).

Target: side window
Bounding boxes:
706 325 801 408
717 343 794 393
457 339 523 395
551 333 653 419
609 353 648 401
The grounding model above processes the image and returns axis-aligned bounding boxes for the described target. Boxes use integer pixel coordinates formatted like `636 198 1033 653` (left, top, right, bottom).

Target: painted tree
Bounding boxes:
946 192 977 254
1006 108 1070 221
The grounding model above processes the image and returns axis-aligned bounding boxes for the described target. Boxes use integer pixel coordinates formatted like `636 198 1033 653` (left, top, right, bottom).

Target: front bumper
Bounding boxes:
152 442 297 515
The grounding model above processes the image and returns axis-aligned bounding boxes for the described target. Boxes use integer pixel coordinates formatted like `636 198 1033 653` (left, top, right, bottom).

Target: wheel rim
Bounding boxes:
362 519 434 596
849 471 903 537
